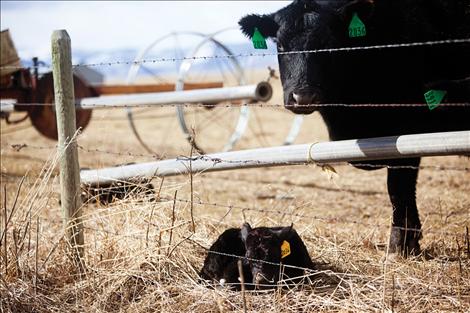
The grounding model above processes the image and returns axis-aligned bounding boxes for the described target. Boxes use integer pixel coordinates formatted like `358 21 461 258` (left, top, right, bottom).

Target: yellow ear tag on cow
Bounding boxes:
281 240 291 258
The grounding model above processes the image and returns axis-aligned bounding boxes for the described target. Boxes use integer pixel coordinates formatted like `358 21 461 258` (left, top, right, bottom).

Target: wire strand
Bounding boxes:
4 102 470 109
155 196 467 237
1 38 468 71
2 142 469 171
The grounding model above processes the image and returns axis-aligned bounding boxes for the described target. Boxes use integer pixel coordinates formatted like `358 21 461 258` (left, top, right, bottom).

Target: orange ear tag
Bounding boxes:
281 240 291 258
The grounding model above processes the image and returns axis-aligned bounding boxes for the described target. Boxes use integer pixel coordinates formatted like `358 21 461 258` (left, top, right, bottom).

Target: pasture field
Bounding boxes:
1 73 469 312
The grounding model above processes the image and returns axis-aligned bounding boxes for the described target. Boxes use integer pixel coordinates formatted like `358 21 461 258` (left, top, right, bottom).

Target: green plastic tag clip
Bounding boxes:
252 27 267 49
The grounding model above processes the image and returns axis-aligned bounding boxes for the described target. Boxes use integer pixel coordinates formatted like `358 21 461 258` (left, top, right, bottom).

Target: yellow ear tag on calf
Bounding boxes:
281 240 291 258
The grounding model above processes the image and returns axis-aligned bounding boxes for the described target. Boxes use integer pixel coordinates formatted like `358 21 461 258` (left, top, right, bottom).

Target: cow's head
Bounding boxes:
239 0 375 114
240 223 293 289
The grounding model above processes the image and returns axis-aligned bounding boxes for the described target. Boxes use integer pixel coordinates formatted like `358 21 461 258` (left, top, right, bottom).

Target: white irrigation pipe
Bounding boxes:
80 131 470 185
77 82 272 109
0 100 16 113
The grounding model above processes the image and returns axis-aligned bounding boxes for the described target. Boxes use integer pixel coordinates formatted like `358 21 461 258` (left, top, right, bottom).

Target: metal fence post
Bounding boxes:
51 30 84 264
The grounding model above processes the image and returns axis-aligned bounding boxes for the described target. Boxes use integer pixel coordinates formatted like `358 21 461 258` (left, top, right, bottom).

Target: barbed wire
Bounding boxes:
4 101 470 109
72 38 470 68
37 224 470 289
0 38 470 69
31 221 376 280
4 215 464 290
2 142 469 172
1 38 468 71
154 195 468 237
175 155 470 171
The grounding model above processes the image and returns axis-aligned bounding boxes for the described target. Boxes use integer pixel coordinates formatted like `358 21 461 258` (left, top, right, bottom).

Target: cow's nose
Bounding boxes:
292 93 314 106
292 92 321 107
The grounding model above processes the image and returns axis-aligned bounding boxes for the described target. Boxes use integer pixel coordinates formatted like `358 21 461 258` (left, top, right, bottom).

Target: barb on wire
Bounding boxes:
2 143 57 152
77 144 165 160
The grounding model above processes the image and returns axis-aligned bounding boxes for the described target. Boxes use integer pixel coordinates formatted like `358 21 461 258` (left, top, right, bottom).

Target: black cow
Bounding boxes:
199 223 315 290
239 0 470 255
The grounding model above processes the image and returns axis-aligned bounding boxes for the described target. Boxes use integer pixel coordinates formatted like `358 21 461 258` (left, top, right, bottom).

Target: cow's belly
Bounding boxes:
320 106 470 141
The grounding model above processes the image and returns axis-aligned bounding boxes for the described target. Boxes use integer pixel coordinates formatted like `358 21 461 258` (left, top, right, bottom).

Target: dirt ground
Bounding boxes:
1 71 469 312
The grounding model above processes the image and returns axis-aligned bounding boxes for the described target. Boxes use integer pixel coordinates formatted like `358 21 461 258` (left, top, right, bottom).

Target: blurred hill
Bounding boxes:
21 42 278 83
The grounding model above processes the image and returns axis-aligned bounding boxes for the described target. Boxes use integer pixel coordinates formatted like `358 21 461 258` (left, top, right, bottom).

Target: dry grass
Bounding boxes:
1 71 469 312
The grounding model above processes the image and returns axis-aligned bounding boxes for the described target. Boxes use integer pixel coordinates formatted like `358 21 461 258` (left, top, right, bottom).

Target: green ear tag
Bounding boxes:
424 90 447 110
348 12 366 38
252 27 267 49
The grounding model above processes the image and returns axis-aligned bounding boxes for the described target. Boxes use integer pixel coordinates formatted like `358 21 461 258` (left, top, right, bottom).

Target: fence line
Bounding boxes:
3 216 463 291
72 38 470 68
29 205 466 271
78 131 470 185
2 142 469 172
75 181 470 238
4 101 470 109
4 30 469 269
9 171 462 239
1 37 468 71
152 195 467 237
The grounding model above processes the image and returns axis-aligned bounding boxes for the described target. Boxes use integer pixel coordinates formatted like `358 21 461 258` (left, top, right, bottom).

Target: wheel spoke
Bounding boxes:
194 107 235 135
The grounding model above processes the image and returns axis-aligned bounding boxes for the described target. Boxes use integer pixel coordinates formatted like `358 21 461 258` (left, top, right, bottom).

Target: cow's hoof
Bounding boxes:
380 252 402 263
388 226 422 257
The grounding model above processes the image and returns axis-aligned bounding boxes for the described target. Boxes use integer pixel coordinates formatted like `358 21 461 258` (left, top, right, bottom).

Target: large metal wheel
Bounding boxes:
208 29 304 148
126 31 249 154
174 28 250 153
28 72 94 140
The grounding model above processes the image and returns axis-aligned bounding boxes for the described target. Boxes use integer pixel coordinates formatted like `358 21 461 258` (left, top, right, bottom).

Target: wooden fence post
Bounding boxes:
51 30 84 264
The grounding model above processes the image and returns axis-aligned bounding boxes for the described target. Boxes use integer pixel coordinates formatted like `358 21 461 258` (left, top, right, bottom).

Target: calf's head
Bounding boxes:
239 0 375 114
240 223 293 289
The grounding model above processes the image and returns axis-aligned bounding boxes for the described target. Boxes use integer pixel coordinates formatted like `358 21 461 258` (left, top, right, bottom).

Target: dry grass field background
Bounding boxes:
1 70 469 312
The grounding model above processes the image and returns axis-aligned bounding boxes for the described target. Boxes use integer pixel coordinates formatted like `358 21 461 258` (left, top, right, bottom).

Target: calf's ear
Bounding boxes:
239 14 279 39
240 223 252 243
338 0 375 21
272 223 293 239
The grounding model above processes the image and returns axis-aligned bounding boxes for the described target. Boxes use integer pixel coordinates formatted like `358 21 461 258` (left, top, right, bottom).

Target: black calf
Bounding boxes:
199 224 315 290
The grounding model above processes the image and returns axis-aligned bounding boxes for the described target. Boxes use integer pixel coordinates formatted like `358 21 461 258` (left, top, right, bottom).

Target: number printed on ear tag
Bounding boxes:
424 89 447 110
349 12 366 38
252 27 267 49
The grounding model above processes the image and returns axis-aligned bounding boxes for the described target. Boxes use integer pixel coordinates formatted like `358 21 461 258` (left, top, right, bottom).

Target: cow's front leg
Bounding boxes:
387 158 422 256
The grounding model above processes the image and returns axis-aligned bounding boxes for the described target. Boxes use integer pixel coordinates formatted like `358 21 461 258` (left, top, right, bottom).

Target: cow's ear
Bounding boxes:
240 223 252 243
273 223 293 239
338 0 375 22
239 14 279 39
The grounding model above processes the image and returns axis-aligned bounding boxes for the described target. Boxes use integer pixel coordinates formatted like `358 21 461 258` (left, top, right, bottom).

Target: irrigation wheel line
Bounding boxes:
208 28 306 148
126 31 208 154
175 28 249 153
284 115 304 145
